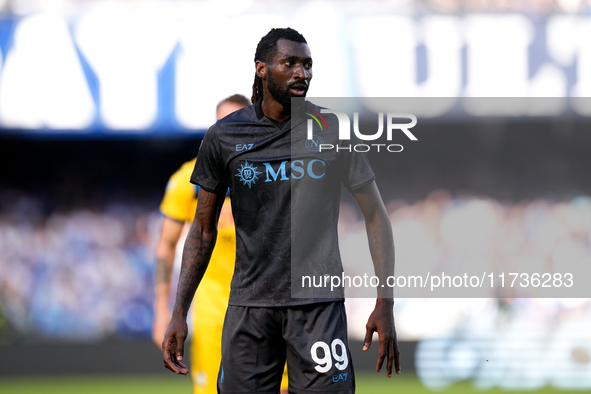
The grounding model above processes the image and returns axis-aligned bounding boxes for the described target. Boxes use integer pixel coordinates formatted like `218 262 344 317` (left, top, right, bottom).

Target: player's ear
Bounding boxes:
255 60 267 80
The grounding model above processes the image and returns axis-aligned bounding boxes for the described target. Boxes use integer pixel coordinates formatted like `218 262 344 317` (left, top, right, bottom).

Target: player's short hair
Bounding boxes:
217 94 250 110
251 28 307 103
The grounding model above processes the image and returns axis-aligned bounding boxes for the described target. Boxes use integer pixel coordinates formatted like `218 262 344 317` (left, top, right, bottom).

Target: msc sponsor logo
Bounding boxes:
235 160 262 188
235 159 327 187
264 159 325 182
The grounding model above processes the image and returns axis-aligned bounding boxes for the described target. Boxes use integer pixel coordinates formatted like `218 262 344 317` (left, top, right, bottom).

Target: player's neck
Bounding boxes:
261 97 291 122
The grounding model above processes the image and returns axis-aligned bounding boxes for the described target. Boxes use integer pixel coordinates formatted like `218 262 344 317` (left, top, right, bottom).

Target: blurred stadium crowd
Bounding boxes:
420 0 591 13
1 0 591 15
0 0 590 388
342 191 591 336
1 188 590 341
0 190 159 340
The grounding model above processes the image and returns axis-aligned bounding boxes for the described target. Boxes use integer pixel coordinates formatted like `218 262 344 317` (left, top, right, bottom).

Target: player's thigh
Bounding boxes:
218 306 286 394
191 323 223 394
285 302 355 394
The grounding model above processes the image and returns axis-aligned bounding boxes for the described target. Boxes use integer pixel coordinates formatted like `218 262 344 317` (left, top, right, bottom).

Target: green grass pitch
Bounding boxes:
0 374 580 393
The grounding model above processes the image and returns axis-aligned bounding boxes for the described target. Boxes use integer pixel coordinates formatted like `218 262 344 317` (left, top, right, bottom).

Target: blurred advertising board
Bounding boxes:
0 2 590 135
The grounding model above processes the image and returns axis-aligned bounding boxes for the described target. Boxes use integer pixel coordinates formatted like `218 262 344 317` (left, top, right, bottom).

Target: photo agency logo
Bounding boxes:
305 109 418 153
303 108 327 152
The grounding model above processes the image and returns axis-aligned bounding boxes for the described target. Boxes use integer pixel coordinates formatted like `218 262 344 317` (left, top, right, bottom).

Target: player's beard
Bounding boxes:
267 69 307 110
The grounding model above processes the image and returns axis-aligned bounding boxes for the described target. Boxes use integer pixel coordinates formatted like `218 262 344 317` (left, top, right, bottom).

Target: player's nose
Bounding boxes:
293 63 309 80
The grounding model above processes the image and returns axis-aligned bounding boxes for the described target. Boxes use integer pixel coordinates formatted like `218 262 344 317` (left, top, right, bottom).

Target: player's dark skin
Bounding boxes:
162 38 400 378
256 39 312 122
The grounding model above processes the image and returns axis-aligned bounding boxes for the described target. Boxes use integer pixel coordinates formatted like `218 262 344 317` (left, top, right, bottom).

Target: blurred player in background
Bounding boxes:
153 94 294 394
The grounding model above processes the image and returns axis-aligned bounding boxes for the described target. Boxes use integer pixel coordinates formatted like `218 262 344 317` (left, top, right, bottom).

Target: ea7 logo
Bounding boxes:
307 110 417 141
236 143 253 151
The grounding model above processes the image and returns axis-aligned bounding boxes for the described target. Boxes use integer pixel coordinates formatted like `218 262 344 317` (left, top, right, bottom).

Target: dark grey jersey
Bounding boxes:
191 101 374 307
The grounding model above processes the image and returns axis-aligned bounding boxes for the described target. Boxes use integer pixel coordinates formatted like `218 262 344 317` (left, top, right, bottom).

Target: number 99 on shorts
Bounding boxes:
310 339 349 373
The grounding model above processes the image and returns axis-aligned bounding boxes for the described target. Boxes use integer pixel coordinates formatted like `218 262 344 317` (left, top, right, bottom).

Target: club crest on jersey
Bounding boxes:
306 135 325 152
235 160 262 188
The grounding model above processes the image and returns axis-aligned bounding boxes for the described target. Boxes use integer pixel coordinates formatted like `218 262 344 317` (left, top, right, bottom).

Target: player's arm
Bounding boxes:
162 188 225 375
152 216 184 347
351 180 400 377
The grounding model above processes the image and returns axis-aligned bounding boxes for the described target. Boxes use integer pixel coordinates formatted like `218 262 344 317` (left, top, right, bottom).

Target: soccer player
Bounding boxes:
153 94 289 394
163 28 400 393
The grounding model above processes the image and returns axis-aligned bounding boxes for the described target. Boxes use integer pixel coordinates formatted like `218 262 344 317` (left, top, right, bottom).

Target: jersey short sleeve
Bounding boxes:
191 126 229 194
341 152 374 191
160 158 198 222
340 138 375 191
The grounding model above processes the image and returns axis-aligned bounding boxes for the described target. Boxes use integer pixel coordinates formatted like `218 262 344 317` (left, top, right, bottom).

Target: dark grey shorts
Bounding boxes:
217 301 355 394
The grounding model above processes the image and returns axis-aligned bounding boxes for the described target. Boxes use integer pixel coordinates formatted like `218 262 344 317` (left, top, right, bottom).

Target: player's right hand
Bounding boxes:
363 298 400 377
162 315 189 375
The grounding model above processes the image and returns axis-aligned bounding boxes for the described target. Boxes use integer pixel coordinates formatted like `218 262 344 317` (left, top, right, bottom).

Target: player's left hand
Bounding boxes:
162 314 189 375
363 298 400 377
